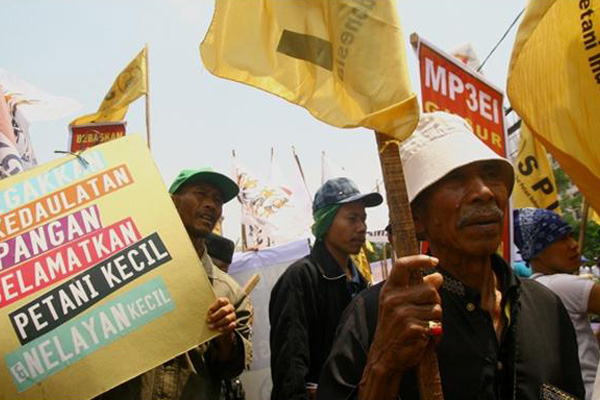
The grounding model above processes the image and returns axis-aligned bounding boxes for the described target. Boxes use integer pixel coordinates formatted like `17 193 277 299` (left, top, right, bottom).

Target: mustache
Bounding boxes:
457 204 504 228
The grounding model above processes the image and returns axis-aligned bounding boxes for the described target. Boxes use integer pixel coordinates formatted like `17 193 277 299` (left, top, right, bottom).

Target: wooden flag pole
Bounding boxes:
375 131 443 400
578 197 590 254
144 44 152 150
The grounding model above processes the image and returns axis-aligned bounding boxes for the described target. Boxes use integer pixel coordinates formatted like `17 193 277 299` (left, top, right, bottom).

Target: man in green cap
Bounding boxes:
96 168 252 400
269 177 383 400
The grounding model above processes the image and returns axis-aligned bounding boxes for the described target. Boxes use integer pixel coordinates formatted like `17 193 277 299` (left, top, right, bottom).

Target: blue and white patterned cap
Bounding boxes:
513 208 572 262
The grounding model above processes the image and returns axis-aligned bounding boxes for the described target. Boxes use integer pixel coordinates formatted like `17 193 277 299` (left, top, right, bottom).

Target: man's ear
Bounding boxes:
412 204 428 242
171 193 179 209
413 213 425 241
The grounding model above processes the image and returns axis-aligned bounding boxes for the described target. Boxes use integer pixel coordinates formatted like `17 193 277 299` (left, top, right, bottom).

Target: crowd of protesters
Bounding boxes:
91 112 600 400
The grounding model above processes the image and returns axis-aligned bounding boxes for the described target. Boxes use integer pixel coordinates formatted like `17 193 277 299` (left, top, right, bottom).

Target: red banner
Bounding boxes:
415 36 512 262
69 122 126 153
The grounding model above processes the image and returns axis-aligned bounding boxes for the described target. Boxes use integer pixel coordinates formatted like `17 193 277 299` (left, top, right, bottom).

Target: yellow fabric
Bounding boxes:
504 299 512 326
351 240 374 283
507 0 600 216
513 123 560 213
200 0 419 140
72 46 148 125
590 208 600 226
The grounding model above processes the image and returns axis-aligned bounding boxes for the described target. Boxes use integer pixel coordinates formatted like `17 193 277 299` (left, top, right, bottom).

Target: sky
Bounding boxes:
0 0 527 243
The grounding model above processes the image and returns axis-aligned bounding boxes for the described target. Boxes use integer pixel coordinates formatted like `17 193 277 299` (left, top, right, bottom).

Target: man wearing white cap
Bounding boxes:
317 112 584 400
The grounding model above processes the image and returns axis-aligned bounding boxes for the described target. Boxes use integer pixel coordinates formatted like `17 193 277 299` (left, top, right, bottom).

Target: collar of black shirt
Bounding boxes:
312 239 363 283
430 254 521 315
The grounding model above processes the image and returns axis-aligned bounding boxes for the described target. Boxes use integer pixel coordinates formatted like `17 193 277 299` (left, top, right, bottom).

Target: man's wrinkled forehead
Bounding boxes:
414 160 511 204
440 160 509 183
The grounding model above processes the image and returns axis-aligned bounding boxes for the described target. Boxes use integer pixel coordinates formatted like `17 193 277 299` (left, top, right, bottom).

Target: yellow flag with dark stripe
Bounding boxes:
200 0 419 140
72 46 148 125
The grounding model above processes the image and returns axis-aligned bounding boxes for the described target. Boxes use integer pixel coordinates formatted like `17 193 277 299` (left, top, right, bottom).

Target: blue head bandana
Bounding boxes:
513 208 572 262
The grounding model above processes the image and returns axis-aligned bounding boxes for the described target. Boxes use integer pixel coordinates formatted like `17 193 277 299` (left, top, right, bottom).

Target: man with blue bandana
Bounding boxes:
515 208 600 400
269 177 383 400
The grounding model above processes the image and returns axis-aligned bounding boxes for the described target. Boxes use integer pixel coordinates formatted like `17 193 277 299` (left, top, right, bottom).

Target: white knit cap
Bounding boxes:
400 112 514 203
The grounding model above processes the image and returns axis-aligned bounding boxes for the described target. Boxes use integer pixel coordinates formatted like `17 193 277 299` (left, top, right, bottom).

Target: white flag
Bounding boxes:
233 159 280 249
321 152 346 185
0 69 81 121
0 81 24 178
234 153 312 249
268 150 312 244
0 69 81 171
449 43 482 72
0 133 25 178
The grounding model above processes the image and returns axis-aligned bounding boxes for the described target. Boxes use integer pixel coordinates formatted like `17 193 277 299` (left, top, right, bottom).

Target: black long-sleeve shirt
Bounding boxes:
269 240 368 400
318 255 585 400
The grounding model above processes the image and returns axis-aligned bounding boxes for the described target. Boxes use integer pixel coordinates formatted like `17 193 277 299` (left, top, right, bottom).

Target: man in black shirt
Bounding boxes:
269 177 382 400
317 112 584 400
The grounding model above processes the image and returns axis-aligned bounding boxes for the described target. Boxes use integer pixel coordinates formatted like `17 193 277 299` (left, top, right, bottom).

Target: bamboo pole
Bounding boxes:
579 197 590 254
144 44 151 150
242 274 261 295
375 131 443 400
241 224 248 252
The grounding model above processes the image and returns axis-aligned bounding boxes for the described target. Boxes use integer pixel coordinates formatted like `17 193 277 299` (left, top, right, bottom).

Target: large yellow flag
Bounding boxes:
72 46 148 125
513 123 560 212
200 0 419 140
507 0 600 215
591 208 600 226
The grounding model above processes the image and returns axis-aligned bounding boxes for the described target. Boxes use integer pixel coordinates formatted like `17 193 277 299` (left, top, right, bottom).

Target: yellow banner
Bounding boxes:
200 0 419 140
0 136 216 400
590 207 600 226
72 47 148 125
351 241 374 283
513 123 560 212
507 0 600 216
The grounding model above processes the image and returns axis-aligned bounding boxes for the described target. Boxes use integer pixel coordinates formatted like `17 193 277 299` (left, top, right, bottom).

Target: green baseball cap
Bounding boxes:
169 168 239 204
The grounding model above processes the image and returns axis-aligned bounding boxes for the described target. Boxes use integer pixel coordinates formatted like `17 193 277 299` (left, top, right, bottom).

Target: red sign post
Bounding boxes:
413 35 512 262
69 121 127 153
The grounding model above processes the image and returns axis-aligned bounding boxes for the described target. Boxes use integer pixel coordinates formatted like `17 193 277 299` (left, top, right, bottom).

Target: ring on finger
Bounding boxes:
427 320 443 337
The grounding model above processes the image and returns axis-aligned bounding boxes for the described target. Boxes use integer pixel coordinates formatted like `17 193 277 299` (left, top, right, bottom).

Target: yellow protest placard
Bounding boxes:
0 136 217 400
